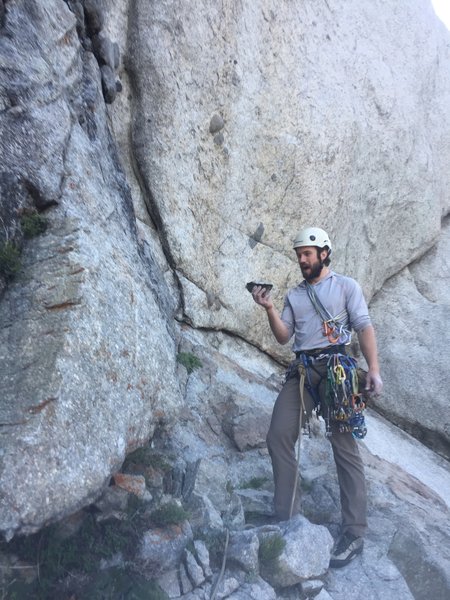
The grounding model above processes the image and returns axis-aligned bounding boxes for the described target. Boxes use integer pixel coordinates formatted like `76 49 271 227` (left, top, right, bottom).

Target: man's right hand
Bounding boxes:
252 285 274 310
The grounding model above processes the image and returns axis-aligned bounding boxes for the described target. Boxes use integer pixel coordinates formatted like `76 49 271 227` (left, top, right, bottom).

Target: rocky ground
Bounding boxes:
1 403 448 600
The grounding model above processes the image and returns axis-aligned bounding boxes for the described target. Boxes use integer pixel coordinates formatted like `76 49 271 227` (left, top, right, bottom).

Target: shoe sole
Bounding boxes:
329 544 363 568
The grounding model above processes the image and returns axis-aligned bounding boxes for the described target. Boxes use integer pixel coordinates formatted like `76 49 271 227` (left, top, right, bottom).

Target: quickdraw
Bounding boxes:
325 353 367 439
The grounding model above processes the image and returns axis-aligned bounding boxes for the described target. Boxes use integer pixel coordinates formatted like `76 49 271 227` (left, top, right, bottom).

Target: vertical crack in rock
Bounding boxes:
124 0 177 273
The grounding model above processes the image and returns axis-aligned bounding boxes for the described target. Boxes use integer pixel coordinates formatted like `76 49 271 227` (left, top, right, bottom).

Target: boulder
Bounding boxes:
259 514 333 588
138 520 193 576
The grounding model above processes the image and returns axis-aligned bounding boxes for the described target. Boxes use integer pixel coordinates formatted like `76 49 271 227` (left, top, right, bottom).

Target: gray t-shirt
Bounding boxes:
280 271 371 352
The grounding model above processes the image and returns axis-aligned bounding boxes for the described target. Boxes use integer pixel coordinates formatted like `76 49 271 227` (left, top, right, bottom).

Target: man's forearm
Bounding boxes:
265 306 291 345
357 325 383 394
357 325 380 372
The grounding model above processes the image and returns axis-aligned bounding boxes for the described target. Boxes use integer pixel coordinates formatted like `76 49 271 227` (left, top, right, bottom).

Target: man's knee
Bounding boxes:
266 421 290 454
266 426 277 454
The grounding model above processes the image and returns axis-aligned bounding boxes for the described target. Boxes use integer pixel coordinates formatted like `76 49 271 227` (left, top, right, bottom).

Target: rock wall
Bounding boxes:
0 0 182 538
0 0 449 541
123 0 450 453
126 0 450 354
370 217 450 459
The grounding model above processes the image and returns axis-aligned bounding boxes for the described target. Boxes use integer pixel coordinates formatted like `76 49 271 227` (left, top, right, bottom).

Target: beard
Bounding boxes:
301 261 324 282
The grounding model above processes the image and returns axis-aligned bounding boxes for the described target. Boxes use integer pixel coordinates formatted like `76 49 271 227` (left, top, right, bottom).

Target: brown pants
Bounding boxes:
266 360 367 537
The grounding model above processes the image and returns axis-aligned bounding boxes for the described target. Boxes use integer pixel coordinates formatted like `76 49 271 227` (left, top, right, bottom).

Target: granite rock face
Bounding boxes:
0 0 449 546
370 218 450 459
124 0 450 452
127 0 450 359
0 0 181 538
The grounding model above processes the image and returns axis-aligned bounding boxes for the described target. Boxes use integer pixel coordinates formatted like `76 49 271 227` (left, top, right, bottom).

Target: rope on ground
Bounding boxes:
210 527 229 600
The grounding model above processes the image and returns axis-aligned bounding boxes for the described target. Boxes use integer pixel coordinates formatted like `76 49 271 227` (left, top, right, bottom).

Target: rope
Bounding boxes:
210 528 229 600
288 363 307 519
305 281 351 344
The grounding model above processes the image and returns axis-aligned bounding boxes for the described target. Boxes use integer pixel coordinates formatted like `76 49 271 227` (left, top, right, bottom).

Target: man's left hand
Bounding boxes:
365 371 383 395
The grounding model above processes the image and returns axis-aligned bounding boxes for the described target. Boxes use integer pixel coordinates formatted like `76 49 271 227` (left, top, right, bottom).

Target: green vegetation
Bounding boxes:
0 512 144 598
3 565 169 600
87 569 169 600
300 477 313 492
123 447 172 473
0 241 21 279
32 516 134 569
176 351 203 374
20 212 48 238
258 534 286 564
239 476 270 490
122 447 174 490
0 448 187 598
150 502 190 527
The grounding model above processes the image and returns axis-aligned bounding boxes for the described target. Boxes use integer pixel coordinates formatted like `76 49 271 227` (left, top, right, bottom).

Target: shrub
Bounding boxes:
20 212 48 238
258 534 286 564
239 476 270 490
0 513 143 593
150 503 190 526
176 352 202 374
0 242 21 279
0 506 174 598
123 447 172 472
89 569 169 599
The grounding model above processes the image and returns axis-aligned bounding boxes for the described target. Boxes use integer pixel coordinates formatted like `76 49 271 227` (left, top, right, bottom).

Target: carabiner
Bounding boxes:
351 394 365 412
323 321 340 344
334 364 346 383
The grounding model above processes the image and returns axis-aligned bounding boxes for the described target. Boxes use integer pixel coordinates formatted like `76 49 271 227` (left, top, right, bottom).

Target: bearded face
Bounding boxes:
295 247 329 282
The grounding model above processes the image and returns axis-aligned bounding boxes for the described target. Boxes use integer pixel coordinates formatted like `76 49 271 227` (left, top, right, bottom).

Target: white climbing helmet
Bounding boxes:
293 227 332 253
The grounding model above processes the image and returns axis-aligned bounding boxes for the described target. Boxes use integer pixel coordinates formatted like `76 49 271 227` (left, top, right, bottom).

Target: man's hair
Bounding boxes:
317 247 331 266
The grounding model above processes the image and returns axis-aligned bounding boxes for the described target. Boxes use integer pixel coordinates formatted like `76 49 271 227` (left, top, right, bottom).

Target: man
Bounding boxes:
251 226 383 568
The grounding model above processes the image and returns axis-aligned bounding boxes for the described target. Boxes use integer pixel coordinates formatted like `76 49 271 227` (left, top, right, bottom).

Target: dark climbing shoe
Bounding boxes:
329 531 364 568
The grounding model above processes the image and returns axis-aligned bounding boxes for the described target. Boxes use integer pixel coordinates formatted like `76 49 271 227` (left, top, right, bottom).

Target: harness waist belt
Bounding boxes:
295 345 347 358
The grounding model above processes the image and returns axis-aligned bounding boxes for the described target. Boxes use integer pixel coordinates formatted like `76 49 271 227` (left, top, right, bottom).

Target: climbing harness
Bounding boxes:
305 281 352 345
286 348 367 440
